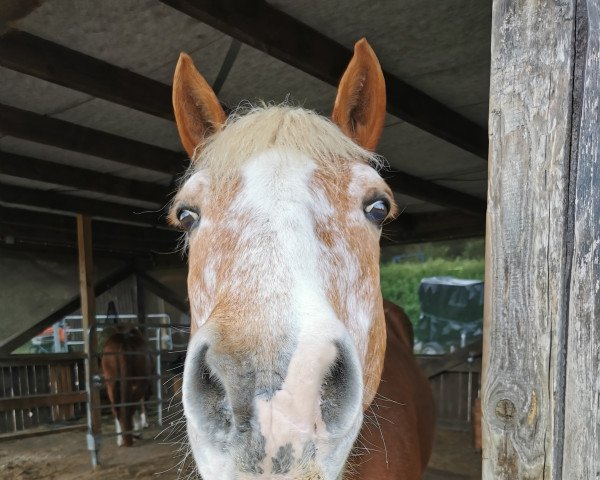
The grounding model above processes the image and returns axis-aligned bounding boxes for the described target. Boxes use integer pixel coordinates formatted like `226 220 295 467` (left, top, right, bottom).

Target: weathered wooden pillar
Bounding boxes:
483 0 599 478
562 0 600 475
77 214 101 467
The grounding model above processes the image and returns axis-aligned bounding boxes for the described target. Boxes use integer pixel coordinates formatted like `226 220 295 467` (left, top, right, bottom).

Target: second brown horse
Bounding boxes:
101 325 154 446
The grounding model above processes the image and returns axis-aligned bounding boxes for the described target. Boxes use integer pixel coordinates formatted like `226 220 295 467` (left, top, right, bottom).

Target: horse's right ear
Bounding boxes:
173 53 226 159
331 39 386 151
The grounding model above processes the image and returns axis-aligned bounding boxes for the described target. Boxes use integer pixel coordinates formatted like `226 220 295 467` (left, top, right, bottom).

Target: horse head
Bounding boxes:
170 39 393 479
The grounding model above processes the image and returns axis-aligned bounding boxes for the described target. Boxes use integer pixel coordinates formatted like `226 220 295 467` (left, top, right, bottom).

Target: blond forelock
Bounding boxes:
184 104 385 186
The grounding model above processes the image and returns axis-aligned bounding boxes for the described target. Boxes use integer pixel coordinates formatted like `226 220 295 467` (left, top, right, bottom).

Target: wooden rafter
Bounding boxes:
160 0 488 159
0 206 178 251
0 183 165 225
0 29 173 120
0 103 185 175
0 151 169 204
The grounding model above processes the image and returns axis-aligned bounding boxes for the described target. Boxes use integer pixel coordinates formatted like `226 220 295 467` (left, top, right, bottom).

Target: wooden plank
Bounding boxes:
0 264 135 356
77 215 102 440
482 1 578 478
0 206 177 245
0 151 169 204
562 0 600 476
160 0 488 159
0 183 163 225
0 103 185 175
0 216 177 253
420 339 482 379
0 354 85 366
0 29 174 120
49 364 74 420
0 392 86 411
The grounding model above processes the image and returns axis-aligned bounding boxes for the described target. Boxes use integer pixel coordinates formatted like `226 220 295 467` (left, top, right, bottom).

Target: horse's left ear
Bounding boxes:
332 38 386 151
173 53 226 159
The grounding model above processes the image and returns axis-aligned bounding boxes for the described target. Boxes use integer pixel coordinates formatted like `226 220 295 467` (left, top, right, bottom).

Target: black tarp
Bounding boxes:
418 277 484 322
415 277 484 354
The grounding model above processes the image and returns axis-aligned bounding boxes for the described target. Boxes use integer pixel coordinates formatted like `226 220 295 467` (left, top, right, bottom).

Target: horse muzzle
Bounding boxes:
182 326 364 479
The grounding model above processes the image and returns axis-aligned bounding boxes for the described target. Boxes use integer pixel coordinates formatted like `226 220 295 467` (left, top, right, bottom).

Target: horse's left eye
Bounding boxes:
178 209 200 231
364 199 389 225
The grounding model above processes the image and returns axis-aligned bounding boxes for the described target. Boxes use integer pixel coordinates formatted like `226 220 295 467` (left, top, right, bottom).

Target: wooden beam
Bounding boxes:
0 218 177 254
384 170 486 216
77 215 95 350
0 353 86 366
0 103 185 175
0 264 135 355
418 339 482 378
482 0 585 477
0 392 87 411
0 183 164 225
2 225 173 254
381 210 485 246
0 151 169 204
0 29 174 120
160 0 488 159
76 215 102 458
0 206 176 245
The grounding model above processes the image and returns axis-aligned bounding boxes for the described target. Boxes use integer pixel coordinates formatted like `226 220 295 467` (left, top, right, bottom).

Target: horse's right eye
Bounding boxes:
178 209 200 231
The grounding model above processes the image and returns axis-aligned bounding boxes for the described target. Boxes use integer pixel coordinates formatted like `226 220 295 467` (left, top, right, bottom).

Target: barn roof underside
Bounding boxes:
0 0 491 260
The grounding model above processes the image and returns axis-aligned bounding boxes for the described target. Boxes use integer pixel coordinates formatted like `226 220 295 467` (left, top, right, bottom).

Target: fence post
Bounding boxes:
77 214 101 467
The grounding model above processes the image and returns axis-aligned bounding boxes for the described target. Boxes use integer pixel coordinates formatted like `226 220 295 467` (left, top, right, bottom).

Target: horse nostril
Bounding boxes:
192 345 231 430
320 341 360 430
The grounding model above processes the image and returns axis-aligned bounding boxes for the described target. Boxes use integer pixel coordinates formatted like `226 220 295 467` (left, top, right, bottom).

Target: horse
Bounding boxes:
101 324 153 446
169 38 435 478
347 300 434 477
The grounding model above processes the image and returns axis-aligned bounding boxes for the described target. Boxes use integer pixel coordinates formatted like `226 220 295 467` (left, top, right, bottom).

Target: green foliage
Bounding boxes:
380 257 485 325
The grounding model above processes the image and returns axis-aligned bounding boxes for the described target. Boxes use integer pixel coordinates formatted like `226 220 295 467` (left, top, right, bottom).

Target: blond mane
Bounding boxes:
186 104 384 184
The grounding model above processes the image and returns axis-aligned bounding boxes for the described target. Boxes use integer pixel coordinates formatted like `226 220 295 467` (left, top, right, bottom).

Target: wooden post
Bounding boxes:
77 214 101 467
562 1 600 475
484 0 599 478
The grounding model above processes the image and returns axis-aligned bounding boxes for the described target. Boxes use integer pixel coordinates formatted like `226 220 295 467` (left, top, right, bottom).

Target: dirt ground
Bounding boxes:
0 424 189 480
0 425 480 479
426 429 481 479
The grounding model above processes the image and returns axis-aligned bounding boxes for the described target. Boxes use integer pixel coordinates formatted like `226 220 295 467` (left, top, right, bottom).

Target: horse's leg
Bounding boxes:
115 414 124 447
115 353 133 446
108 383 125 446
140 398 149 428
105 380 124 446
132 410 142 438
